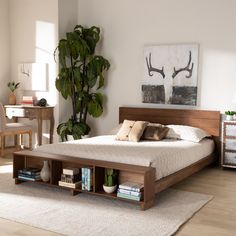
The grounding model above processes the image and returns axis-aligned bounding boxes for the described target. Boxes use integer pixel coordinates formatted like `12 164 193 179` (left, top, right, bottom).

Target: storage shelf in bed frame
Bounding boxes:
13 150 155 210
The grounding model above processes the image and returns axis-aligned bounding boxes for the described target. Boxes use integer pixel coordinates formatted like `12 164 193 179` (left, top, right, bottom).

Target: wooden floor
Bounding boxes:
1 156 236 236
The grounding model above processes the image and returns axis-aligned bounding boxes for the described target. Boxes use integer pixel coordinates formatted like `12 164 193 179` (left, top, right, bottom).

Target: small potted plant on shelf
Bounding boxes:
7 81 20 105
225 111 236 121
103 168 118 194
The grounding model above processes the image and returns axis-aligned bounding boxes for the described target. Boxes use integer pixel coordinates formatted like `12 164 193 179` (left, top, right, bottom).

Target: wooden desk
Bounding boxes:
5 105 54 146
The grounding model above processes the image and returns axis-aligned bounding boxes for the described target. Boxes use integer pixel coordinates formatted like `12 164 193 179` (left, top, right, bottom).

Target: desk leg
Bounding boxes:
38 117 42 146
13 117 18 146
49 116 54 144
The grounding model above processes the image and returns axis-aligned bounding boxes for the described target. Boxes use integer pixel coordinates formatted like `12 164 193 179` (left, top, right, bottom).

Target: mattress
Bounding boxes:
35 135 214 180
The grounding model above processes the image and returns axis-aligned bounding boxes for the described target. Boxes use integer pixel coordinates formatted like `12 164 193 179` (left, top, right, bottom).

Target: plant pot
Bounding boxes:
40 160 50 182
9 92 16 105
226 115 234 121
66 135 74 141
103 184 117 194
66 134 90 141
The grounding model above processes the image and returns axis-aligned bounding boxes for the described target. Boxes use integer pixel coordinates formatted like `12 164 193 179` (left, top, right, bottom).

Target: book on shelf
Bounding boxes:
118 182 144 192
81 167 93 191
61 173 80 183
58 180 82 189
18 175 41 182
117 192 142 201
18 167 41 176
118 188 143 197
18 173 41 178
63 167 80 175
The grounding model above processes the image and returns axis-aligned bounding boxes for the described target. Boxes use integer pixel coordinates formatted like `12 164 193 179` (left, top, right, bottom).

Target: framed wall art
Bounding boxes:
142 44 199 105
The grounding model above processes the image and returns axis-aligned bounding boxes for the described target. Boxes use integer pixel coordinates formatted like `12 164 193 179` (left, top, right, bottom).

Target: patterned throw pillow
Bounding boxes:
116 120 148 142
142 124 169 141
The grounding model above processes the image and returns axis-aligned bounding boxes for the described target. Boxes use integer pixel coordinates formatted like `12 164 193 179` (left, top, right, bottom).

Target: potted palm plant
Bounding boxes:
7 82 20 105
54 25 110 141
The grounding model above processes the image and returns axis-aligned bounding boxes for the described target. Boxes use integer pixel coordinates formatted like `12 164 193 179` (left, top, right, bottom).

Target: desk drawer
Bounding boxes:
6 108 25 118
24 109 37 118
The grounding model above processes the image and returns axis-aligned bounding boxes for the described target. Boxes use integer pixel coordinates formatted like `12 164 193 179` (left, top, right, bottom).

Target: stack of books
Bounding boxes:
18 167 41 181
117 182 144 201
81 167 93 191
21 96 34 106
58 167 81 189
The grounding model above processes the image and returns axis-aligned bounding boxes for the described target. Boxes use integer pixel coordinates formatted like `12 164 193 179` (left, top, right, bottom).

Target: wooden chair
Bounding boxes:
0 103 32 157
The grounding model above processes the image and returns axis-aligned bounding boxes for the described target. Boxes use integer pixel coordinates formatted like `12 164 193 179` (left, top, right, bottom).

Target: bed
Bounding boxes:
13 107 221 210
36 135 215 181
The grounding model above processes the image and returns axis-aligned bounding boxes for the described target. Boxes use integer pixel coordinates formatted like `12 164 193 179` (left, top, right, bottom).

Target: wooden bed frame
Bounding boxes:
13 107 221 210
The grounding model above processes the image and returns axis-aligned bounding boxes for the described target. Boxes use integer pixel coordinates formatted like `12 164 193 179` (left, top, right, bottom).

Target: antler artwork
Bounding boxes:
146 53 165 78
172 51 194 79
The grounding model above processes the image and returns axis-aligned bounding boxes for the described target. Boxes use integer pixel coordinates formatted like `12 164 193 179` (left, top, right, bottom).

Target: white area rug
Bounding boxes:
0 166 212 236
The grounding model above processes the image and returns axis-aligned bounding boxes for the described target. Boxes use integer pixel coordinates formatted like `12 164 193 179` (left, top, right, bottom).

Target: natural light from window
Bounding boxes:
35 20 57 106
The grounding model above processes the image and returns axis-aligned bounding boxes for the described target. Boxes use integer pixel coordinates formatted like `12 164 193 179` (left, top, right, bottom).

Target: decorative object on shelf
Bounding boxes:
40 160 50 182
59 168 81 189
142 44 199 105
54 25 110 141
225 111 235 121
37 98 47 107
7 81 20 105
103 168 118 194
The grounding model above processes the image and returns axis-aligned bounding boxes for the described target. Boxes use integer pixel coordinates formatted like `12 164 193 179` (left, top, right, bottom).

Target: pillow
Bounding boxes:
116 120 148 142
108 123 122 135
142 124 169 141
166 125 210 143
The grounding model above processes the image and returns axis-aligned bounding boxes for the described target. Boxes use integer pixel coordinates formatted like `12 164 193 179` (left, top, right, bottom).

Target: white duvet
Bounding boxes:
35 135 214 180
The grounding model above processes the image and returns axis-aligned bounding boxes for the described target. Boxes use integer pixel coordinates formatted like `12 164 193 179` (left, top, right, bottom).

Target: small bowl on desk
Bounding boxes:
103 184 117 194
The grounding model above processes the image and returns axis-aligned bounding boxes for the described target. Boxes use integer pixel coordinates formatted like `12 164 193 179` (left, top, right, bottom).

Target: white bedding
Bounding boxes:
35 135 214 180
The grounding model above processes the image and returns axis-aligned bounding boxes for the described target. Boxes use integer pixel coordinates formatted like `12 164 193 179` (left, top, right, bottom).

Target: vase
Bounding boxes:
9 92 16 105
40 160 50 182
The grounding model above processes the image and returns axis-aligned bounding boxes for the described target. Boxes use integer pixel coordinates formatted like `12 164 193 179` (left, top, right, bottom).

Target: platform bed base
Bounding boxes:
13 150 215 210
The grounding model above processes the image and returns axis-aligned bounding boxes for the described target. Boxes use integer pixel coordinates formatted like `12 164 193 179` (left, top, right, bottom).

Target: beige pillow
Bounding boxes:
142 125 169 141
116 120 148 142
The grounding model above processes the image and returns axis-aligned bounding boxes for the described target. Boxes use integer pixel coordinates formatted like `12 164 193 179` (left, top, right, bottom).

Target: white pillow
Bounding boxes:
166 125 210 143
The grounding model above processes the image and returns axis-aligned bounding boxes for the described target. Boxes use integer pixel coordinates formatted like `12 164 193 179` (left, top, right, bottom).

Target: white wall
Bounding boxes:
9 0 59 145
58 0 78 124
77 0 236 135
0 0 10 104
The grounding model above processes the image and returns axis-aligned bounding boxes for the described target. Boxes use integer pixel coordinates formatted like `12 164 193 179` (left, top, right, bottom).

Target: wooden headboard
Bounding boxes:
119 107 221 137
